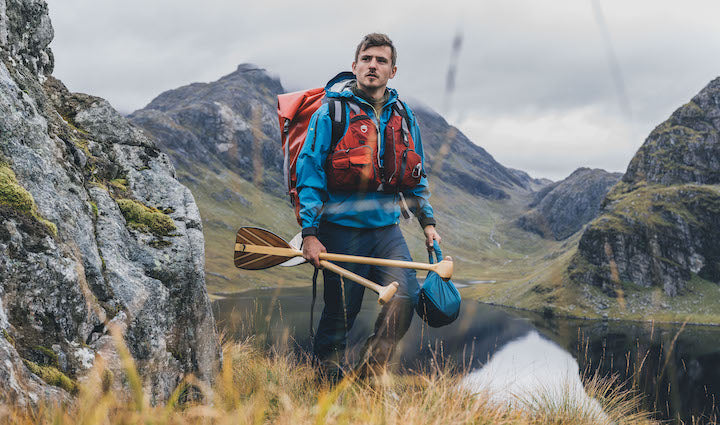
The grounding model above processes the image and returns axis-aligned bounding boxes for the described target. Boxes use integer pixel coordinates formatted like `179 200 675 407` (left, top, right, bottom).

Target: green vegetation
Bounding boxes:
581 273 720 324
682 100 704 117
599 184 720 233
0 163 35 212
74 138 92 157
178 166 310 295
33 345 60 368
148 239 172 249
116 198 176 237
90 201 99 218
6 335 658 425
0 162 58 236
1 329 15 347
58 111 88 135
22 359 77 394
650 121 707 144
185 162 554 296
109 178 128 192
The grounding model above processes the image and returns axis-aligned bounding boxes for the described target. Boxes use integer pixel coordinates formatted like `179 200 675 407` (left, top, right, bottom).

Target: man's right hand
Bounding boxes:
302 236 327 268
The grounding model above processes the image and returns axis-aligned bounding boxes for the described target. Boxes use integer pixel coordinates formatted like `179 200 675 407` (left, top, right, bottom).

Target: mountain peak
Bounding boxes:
234 63 266 73
618 76 720 192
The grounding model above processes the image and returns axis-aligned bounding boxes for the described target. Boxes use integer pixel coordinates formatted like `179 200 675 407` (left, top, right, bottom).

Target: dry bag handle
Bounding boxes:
428 240 442 264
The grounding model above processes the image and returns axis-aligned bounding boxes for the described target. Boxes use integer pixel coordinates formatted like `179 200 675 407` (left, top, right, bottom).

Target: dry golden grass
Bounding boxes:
0 327 671 425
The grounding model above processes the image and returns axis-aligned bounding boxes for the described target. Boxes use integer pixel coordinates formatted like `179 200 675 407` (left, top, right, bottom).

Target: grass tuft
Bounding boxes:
2 332 667 425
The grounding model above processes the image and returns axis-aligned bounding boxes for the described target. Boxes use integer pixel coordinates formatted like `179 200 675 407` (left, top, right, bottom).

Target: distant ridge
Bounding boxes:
570 77 720 296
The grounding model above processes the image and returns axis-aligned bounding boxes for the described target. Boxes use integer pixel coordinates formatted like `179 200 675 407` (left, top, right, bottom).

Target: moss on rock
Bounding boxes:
23 359 77 394
109 178 128 192
1 329 15 347
116 198 176 237
0 164 36 213
0 163 57 236
33 345 59 368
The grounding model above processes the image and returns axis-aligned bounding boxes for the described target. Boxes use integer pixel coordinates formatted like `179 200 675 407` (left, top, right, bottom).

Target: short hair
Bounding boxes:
354 33 397 66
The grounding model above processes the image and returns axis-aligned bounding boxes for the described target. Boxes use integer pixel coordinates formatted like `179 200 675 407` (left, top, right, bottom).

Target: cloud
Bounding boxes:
459 105 641 180
46 0 720 177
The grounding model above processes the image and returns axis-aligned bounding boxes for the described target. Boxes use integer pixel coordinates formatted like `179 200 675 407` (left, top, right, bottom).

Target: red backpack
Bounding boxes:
277 73 353 225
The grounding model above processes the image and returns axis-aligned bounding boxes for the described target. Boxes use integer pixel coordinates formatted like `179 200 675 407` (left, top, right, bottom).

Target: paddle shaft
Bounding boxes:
234 243 397 303
235 243 441 274
318 260 380 292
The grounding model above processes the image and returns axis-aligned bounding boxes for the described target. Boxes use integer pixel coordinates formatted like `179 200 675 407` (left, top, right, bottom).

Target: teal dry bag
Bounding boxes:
415 241 461 327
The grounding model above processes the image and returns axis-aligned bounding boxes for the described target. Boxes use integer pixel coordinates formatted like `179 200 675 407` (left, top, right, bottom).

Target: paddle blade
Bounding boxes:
279 231 306 267
279 256 307 267
234 227 293 270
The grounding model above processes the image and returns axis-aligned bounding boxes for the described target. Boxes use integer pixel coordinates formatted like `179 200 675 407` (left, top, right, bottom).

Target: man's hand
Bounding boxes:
423 225 441 250
302 236 327 268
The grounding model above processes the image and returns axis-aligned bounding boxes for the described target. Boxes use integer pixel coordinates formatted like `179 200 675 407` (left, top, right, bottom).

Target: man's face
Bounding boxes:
352 45 397 92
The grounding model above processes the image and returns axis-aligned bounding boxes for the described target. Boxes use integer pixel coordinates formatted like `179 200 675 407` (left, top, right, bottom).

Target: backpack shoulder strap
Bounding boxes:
328 99 347 150
394 99 412 127
393 99 413 143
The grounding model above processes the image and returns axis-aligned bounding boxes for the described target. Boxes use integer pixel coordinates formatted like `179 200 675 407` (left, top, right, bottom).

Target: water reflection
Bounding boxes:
213 286 720 423
461 331 607 422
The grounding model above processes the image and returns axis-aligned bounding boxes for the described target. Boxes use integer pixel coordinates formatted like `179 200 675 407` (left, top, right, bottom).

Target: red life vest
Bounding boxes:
326 99 424 193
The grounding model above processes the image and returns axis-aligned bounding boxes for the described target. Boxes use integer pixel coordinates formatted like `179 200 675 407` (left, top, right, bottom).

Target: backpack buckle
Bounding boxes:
412 164 422 178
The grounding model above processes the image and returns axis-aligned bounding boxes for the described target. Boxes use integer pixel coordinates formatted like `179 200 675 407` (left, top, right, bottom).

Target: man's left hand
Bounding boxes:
423 225 441 250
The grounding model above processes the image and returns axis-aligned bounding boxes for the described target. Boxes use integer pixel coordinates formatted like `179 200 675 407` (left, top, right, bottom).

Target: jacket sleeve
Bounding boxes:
296 104 333 234
403 108 436 228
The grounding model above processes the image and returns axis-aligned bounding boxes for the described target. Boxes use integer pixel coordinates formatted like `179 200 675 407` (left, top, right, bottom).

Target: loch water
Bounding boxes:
213 286 720 423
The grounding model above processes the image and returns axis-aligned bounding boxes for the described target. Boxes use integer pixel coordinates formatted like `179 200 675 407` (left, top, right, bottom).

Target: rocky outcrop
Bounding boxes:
1 0 219 405
0 0 54 76
128 64 285 196
507 168 552 191
517 168 621 240
570 77 720 296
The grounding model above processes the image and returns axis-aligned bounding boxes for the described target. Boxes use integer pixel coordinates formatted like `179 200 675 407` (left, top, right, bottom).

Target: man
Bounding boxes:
296 33 441 377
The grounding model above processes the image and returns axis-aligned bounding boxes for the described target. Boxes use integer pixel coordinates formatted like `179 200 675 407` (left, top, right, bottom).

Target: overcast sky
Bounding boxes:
47 0 720 180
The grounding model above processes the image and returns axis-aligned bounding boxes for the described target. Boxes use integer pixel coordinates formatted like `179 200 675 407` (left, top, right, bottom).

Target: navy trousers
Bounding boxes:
313 222 420 367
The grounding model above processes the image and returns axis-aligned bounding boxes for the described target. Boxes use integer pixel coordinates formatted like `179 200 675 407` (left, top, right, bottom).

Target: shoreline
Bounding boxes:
209 284 720 327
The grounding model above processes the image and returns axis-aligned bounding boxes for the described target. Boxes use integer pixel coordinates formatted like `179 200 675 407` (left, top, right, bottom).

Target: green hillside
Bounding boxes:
181 159 564 299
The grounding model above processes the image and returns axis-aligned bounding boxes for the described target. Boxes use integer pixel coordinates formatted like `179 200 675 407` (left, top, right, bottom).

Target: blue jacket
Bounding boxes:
296 74 435 233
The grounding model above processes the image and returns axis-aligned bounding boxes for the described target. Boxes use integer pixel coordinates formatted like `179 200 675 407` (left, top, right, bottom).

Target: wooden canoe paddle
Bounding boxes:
233 227 399 304
234 226 454 279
